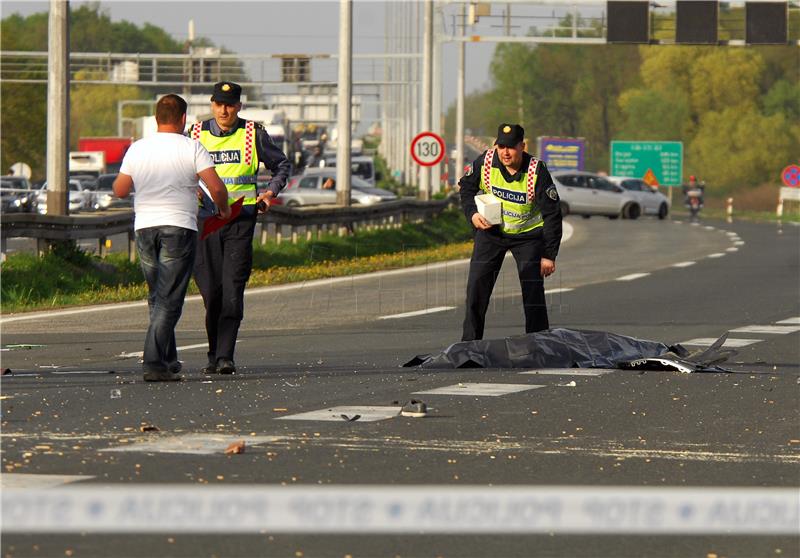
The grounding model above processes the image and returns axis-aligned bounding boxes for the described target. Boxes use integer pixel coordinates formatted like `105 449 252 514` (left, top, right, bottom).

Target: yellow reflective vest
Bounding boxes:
191 120 259 206
480 149 543 234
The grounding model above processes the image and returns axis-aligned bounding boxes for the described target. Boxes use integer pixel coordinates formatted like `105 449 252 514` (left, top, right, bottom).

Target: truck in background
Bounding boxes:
77 137 134 174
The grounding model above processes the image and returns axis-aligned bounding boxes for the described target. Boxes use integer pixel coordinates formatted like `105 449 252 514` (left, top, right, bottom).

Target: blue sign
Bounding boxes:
537 137 585 172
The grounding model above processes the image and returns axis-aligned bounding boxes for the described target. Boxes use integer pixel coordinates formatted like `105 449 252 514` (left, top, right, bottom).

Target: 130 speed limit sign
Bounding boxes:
410 132 445 167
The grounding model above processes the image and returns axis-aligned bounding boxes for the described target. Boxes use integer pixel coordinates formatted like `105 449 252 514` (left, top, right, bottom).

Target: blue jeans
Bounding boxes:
136 226 197 373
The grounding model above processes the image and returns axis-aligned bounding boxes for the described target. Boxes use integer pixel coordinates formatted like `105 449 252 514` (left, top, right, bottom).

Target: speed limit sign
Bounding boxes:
410 132 445 167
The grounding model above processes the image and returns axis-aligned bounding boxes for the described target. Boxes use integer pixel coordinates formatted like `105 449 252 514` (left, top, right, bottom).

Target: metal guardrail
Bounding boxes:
0 197 456 261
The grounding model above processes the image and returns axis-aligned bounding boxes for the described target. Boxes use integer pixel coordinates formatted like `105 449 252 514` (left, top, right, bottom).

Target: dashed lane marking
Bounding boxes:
545 288 574 295
707 253 726 258
615 273 650 281
672 261 696 268
1 473 95 489
276 406 402 422
519 369 616 377
378 306 455 320
413 383 545 397
100 434 283 454
730 325 800 335
777 317 800 325
680 338 762 348
734 241 745 246
725 247 739 252
117 342 213 359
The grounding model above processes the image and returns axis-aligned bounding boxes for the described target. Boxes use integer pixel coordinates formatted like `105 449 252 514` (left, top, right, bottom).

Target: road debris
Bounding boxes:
224 440 246 454
340 414 361 422
140 424 159 433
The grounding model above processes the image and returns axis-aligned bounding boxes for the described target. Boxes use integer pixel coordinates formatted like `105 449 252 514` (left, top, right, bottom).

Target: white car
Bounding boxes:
36 179 93 214
552 171 639 219
607 176 670 220
278 169 397 207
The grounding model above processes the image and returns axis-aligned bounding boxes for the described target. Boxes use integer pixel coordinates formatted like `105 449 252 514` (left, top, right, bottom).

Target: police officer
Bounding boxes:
459 123 562 341
191 81 292 374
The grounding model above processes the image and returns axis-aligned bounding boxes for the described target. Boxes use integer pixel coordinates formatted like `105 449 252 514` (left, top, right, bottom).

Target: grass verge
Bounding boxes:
1 209 474 314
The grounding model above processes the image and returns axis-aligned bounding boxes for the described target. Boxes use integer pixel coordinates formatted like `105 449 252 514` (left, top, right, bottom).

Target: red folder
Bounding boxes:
200 197 244 240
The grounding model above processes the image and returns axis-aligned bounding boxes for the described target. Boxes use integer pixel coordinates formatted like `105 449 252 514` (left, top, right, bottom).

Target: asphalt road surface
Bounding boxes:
2 216 799 558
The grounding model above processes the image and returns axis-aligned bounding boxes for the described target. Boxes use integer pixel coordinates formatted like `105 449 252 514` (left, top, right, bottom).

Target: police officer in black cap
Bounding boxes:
458 123 563 341
189 81 292 375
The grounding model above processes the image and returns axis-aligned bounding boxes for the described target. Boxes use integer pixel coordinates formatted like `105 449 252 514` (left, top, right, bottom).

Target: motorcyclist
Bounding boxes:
683 175 705 219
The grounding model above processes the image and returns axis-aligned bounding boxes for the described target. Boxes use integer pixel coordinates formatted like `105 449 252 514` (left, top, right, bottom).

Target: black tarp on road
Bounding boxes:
404 328 733 372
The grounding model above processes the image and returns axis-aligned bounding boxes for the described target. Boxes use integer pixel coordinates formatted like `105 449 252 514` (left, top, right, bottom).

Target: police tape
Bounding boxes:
2 485 798 534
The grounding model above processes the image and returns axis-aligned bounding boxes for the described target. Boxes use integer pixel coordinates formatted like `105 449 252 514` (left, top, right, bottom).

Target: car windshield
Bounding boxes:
1 178 29 190
351 162 372 181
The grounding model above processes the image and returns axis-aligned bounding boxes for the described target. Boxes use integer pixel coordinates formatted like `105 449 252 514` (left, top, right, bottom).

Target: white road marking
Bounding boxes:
734 241 745 246
704 226 715 230
730 325 800 335
672 261 696 268
2 485 797 534
100 434 282 454
725 247 739 252
545 288 574 295
519 369 616 377
707 253 726 258
413 383 545 397
1 473 94 489
680 338 762 348
616 273 650 281
117 342 224 359
51 370 114 375
777 317 800 325
378 306 455 320
276 406 402 422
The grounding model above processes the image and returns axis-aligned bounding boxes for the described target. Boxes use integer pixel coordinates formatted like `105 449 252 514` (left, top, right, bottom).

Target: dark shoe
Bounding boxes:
202 360 218 375
143 369 182 382
216 358 236 375
400 400 427 418
167 361 182 374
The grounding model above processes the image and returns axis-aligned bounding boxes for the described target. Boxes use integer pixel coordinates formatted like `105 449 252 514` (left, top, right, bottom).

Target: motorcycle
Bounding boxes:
684 186 704 221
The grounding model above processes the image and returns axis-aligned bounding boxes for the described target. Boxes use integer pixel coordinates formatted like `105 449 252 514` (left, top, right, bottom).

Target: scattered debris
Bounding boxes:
400 400 428 418
340 414 361 422
140 424 159 433
559 381 577 387
272 408 288 412
110 389 122 399
224 440 246 454
1 368 11 376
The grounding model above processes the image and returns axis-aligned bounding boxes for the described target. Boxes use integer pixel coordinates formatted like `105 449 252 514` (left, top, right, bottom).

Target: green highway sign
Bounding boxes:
610 141 683 187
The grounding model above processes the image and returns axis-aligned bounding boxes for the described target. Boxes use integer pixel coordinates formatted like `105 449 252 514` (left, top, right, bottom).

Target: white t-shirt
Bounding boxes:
120 132 214 231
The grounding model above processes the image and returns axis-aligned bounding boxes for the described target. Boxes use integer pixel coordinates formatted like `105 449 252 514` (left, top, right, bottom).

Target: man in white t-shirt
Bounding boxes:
114 94 230 382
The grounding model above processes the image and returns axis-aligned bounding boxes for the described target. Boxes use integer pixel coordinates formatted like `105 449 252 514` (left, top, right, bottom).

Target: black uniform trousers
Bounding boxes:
194 214 257 363
462 229 549 341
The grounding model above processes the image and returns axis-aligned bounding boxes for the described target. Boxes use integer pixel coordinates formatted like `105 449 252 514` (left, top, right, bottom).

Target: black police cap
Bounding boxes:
210 81 242 105
495 123 525 147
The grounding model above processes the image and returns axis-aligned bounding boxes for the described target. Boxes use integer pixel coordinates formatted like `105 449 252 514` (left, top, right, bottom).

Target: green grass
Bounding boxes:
0 209 474 314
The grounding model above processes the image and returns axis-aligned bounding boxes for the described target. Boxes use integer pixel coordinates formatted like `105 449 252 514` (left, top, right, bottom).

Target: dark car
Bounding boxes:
91 173 132 210
0 176 37 213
